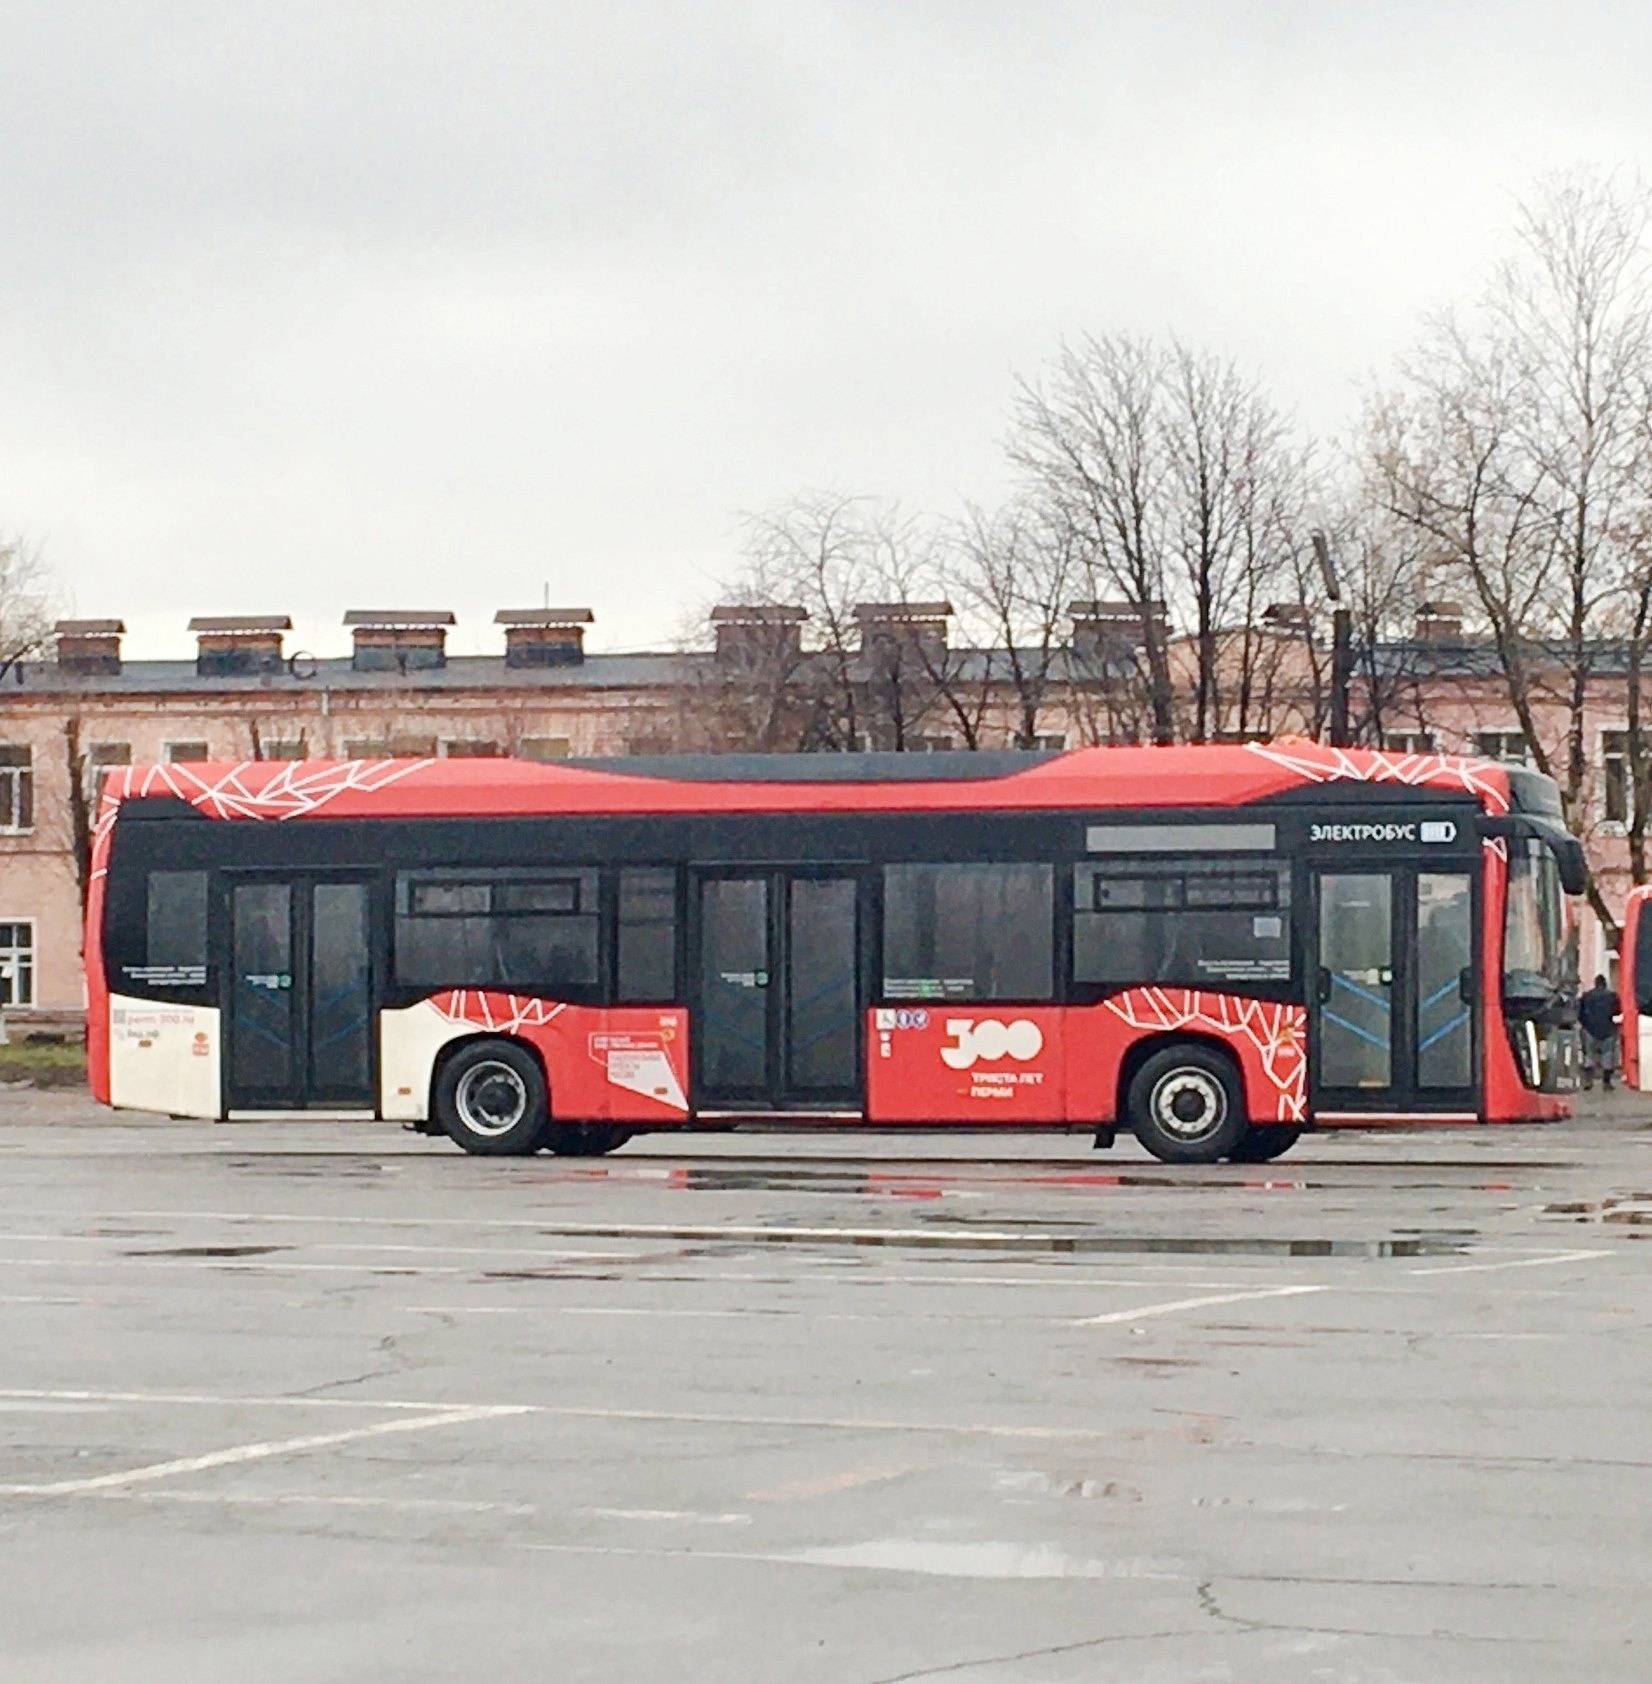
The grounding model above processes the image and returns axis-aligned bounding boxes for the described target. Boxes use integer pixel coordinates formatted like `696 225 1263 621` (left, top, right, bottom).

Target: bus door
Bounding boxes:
224 876 377 1113
693 869 865 1112
1309 865 1477 1117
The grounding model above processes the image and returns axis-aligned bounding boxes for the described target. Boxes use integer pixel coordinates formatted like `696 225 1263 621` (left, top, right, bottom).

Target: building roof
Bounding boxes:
187 615 293 634
54 619 126 636
342 610 457 629
494 608 595 627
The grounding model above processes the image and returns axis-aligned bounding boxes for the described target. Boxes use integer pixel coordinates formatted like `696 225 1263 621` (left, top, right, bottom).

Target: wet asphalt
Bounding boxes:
1 1091 1649 1682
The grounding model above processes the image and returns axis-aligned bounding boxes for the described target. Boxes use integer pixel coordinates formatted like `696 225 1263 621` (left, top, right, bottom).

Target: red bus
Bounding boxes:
1619 885 1652 1090
87 741 1585 1164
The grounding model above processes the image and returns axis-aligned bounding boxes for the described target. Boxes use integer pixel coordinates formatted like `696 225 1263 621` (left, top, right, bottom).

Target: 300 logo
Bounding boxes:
940 1018 1045 1070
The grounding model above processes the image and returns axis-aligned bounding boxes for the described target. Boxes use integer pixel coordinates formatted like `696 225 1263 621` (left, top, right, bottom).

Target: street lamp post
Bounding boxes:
1312 532 1354 749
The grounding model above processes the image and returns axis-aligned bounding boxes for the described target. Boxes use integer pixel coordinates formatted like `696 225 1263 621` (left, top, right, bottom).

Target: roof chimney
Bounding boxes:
853 601 952 658
710 603 808 665
494 608 593 668
1261 602 1314 633
188 614 291 677
344 610 455 673
1068 599 1168 661
1414 600 1465 643
54 618 125 676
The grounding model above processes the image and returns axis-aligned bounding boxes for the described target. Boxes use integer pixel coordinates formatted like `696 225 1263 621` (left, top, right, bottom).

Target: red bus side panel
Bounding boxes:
429 993 690 1122
866 992 1307 1126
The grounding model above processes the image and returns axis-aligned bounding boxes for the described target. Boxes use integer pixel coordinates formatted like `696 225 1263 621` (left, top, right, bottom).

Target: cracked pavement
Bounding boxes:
1 1092 1649 1681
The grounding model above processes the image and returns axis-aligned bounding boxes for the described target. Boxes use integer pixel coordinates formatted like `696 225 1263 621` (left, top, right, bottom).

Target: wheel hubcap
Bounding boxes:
1152 1069 1226 1141
455 1062 528 1136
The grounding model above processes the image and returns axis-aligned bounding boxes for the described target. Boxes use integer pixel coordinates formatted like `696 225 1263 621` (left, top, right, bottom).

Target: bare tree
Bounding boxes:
1371 168 1652 937
0 532 56 679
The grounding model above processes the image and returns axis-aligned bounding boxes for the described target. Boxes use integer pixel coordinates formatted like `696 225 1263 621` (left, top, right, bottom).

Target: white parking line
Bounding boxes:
1074 1284 1328 1326
0 1387 1114 1441
1406 1248 1614 1277
0 1403 529 1496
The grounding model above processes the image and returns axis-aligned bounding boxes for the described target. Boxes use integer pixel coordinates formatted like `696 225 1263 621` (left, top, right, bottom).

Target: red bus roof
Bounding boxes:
100 742 1514 824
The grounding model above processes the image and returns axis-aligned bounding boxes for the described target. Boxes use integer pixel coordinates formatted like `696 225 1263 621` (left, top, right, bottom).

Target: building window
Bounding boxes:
882 862 1054 1001
1603 731 1637 825
261 740 306 761
1033 734 1067 752
1383 731 1436 753
0 747 33 832
393 868 601 991
625 735 673 756
910 735 955 753
0 920 34 1006
1473 730 1529 765
441 740 504 758
518 737 572 761
164 741 210 764
1072 860 1291 987
343 736 437 759
81 742 132 801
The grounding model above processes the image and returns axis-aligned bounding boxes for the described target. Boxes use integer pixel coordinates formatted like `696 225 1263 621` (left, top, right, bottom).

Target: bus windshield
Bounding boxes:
1504 838 1575 1011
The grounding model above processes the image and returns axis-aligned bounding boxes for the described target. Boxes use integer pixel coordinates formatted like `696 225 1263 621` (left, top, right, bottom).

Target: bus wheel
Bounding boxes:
1228 1124 1301 1164
435 1040 548 1156
1127 1045 1246 1164
544 1123 633 1157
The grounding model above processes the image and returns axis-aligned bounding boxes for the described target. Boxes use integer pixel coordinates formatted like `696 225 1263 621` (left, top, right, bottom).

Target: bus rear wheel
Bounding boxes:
436 1040 548 1156
544 1123 633 1157
1228 1124 1302 1163
1127 1044 1247 1165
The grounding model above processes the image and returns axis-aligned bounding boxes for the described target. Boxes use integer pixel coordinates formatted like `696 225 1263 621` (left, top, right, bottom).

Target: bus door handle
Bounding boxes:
1458 967 1475 1004
1316 967 1331 1002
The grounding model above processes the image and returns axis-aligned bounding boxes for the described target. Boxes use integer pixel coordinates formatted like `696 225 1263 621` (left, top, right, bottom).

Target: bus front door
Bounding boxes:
226 877 377 1114
1310 866 1476 1119
694 870 864 1113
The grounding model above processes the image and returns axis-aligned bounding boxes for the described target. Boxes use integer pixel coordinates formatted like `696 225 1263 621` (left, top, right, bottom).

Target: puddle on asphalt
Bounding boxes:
1541 1194 1652 1224
123 1245 291 1258
780 1539 1177 1580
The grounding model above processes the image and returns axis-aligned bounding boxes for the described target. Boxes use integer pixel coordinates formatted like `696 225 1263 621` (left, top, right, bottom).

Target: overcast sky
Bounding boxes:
3 0 1650 658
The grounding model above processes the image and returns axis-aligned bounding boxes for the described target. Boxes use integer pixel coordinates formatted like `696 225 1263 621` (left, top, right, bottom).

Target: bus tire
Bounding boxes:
544 1123 633 1157
435 1040 548 1156
1228 1124 1302 1163
1127 1044 1247 1164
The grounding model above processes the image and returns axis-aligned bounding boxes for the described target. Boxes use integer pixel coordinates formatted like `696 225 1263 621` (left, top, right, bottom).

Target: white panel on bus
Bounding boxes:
108 996 222 1118
379 1000 471 1121
1640 1020 1652 1094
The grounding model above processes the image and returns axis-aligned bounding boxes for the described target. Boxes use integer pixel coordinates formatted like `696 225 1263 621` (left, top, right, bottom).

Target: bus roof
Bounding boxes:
99 741 1520 825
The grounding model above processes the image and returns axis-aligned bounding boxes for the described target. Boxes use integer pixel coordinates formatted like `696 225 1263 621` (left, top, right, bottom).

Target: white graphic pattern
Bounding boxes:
1104 987 1308 1122
431 992 569 1033
1246 741 1510 815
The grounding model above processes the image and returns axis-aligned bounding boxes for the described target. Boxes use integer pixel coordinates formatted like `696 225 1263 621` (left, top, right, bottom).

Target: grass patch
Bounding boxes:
0 1039 88 1088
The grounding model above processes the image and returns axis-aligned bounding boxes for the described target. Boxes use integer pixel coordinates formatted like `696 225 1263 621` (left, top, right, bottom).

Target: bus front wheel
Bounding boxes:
435 1040 548 1156
1228 1125 1301 1163
1127 1045 1247 1165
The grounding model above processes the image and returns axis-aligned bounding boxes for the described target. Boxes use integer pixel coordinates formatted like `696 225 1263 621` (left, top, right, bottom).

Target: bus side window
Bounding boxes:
394 868 601 991
148 871 208 972
1072 860 1289 987
616 868 677 1002
882 863 1053 1001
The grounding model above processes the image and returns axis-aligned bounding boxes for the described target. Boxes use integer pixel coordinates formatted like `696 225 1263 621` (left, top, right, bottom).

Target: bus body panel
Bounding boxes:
381 995 691 1123
107 994 221 1117
865 996 1306 1127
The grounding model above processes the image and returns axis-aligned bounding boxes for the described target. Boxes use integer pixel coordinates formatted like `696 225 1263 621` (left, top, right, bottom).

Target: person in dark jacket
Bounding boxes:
1579 974 1620 1091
